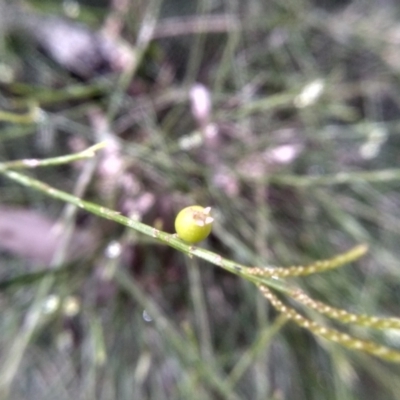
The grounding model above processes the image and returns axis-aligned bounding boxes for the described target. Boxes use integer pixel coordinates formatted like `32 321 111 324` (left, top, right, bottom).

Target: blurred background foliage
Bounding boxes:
1 0 400 399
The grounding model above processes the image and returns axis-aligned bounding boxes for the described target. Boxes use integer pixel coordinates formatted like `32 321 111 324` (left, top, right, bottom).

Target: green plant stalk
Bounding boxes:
290 288 400 330
246 244 368 277
0 168 292 295
269 169 400 186
0 104 40 124
186 257 214 365
7 81 110 106
0 142 107 171
259 285 400 363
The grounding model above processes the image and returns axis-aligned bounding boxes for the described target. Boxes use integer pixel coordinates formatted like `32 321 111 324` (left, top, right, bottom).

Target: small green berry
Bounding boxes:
174 205 213 244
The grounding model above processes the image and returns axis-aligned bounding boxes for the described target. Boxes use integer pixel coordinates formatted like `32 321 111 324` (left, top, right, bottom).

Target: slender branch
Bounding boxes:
0 104 41 124
269 169 400 187
246 245 368 278
290 288 400 330
259 285 400 363
0 142 107 170
0 167 291 294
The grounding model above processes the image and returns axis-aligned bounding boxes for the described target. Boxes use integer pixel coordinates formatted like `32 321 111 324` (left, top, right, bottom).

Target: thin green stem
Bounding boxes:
186 258 214 364
245 245 368 278
0 167 293 295
290 287 400 330
268 169 400 187
0 104 40 124
0 142 106 170
259 285 400 363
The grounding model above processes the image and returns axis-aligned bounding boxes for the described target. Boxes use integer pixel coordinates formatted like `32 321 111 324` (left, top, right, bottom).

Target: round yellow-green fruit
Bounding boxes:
174 205 213 244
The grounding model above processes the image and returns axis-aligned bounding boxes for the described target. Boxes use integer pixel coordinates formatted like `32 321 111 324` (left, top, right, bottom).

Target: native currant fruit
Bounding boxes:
174 205 213 243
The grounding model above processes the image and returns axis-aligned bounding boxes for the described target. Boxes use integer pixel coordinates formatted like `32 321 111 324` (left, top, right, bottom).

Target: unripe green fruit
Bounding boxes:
174 206 213 244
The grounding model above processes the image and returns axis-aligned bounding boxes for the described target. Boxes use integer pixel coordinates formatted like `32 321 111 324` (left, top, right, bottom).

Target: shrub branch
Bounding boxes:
1 144 399 363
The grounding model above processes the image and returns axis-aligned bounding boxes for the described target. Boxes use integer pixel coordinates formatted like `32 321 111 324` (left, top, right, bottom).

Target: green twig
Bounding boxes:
269 169 400 187
290 288 400 330
0 167 291 294
0 104 41 124
260 285 400 363
246 244 368 278
0 142 107 170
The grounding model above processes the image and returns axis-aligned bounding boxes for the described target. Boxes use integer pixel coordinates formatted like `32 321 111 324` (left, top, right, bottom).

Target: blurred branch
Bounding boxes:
0 104 41 125
269 169 400 186
246 245 368 277
6 81 110 106
290 288 400 330
0 165 289 294
260 285 400 363
0 142 106 170
152 14 240 38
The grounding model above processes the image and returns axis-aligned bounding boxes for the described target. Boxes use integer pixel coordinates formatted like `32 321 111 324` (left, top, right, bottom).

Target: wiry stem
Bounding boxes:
246 245 368 278
0 167 291 295
269 169 400 186
290 288 400 330
0 104 41 124
0 142 107 171
259 285 400 363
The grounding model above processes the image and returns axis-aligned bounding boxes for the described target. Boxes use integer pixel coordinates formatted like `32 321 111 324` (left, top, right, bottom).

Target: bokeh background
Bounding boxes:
1 0 400 399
